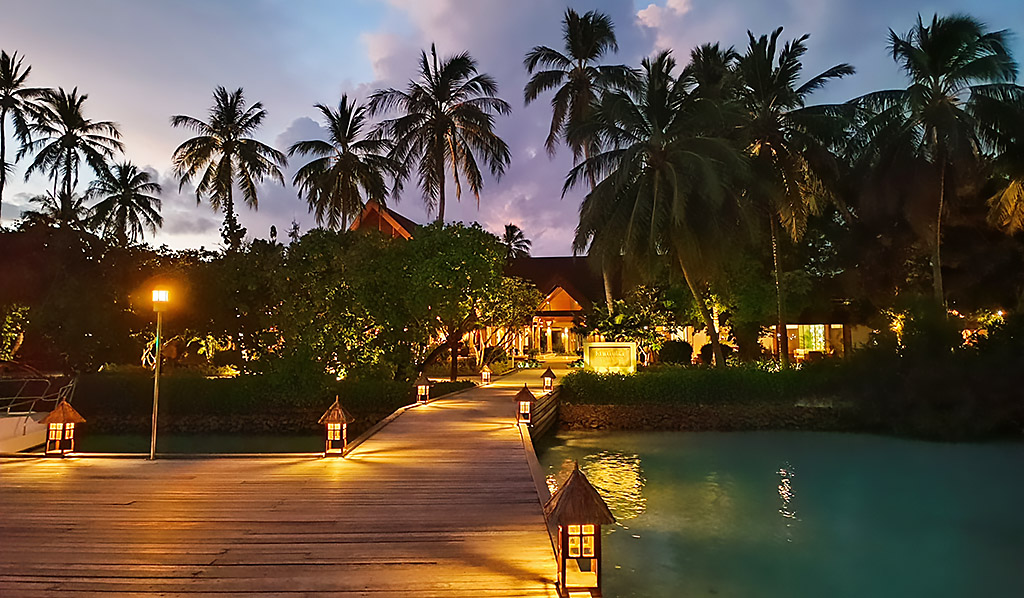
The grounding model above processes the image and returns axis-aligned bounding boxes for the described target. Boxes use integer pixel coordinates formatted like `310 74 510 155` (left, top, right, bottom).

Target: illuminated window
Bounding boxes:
327 423 341 441
566 524 595 558
798 325 826 351
48 424 63 441
64 423 75 439
519 401 531 417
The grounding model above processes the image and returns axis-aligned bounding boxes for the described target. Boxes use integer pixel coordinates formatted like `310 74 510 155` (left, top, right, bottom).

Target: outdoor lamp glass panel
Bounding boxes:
519 400 531 423
48 423 62 440
152 289 169 312
65 423 75 440
481 370 491 384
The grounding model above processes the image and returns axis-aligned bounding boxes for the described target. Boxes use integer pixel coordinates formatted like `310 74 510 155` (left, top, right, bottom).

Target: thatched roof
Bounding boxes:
540 367 556 380
543 462 615 526
42 400 85 425
514 384 535 403
318 397 353 425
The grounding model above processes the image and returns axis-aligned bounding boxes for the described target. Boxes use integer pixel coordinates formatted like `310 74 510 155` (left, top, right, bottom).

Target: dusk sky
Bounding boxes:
2 0 1022 255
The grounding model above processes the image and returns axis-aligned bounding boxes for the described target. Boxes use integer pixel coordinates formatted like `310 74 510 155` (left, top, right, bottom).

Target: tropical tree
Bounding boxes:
170 86 287 251
501 222 531 259
87 162 163 245
1 50 46 219
736 27 854 365
368 45 511 224
569 51 749 367
21 87 123 200
850 14 1023 305
524 8 635 309
20 189 89 230
288 94 400 230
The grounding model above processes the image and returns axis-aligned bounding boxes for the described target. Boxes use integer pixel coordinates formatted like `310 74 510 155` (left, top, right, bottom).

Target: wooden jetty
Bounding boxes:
0 371 563 597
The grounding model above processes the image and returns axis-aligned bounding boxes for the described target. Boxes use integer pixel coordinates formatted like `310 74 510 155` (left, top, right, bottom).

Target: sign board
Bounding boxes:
583 341 637 374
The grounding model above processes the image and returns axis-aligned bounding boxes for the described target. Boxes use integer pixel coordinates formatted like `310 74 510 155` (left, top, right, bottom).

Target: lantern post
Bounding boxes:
541 367 556 392
415 373 431 403
515 384 534 425
150 289 169 460
42 399 85 456
544 462 616 597
319 396 354 456
480 364 492 385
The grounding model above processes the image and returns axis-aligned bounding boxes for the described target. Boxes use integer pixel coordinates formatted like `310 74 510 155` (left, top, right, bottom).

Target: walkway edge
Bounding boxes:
518 422 558 553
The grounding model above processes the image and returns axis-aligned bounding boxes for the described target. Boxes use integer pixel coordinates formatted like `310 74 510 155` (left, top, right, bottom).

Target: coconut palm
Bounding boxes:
288 95 400 230
20 87 122 200
501 223 531 260
524 9 636 310
86 162 163 245
170 86 287 251
850 14 1023 305
20 189 89 230
1 50 46 219
368 45 511 224
736 27 854 365
569 51 749 367
680 43 741 101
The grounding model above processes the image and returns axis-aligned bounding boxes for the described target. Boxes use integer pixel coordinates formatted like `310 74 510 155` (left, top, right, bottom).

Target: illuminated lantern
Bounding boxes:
42 399 86 456
480 364 492 385
515 384 534 425
318 396 354 456
544 462 616 597
541 367 556 391
415 373 431 403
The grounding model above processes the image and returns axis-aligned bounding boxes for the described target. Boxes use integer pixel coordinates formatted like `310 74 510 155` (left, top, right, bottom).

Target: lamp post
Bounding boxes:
150 289 169 460
415 372 431 403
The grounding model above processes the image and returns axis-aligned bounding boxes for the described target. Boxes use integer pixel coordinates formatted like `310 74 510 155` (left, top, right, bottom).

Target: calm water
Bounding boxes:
537 431 1024 598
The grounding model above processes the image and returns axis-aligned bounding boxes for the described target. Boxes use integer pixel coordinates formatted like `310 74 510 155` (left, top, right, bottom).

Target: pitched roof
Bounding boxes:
540 367 556 380
42 400 85 425
349 200 419 239
505 256 616 309
514 384 535 403
318 397 354 425
543 462 616 526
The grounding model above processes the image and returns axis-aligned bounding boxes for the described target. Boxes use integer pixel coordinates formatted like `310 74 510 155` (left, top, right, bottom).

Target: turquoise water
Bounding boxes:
537 431 1024 598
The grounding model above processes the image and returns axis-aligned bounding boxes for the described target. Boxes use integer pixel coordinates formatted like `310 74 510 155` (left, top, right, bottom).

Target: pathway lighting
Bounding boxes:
515 384 534 425
415 373 431 403
150 288 169 460
544 462 616 598
480 364 492 385
541 367 556 391
319 396 354 456
42 399 85 456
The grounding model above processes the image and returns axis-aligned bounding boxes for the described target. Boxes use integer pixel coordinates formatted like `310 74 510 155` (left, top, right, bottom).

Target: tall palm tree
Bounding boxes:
736 27 854 365
501 223 531 259
368 45 511 224
1 50 46 220
680 43 741 101
288 95 400 230
20 189 88 230
850 14 1022 305
569 51 749 367
20 87 122 201
524 9 635 310
87 162 163 245
171 86 287 251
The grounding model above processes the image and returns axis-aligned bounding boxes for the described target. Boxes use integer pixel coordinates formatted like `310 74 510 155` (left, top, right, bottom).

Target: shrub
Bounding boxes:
659 340 692 364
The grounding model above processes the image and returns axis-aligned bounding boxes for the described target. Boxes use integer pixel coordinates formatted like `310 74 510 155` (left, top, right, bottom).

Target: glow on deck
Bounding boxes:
0 375 561 597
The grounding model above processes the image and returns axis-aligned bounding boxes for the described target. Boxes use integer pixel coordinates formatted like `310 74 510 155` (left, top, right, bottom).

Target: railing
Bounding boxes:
0 362 77 415
530 387 560 439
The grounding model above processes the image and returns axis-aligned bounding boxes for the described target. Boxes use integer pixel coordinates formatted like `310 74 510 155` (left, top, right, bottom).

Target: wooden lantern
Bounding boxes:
318 396 354 456
42 399 86 456
480 364 492 385
544 462 616 597
514 384 535 425
541 367 556 391
414 373 431 403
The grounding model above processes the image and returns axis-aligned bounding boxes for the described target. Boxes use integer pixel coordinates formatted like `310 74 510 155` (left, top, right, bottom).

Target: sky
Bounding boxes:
2 0 1023 255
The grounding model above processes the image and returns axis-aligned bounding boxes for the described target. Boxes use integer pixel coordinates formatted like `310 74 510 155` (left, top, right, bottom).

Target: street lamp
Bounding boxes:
150 288 169 460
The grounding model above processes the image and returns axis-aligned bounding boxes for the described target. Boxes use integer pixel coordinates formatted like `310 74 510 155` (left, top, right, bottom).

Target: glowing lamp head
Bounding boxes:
414 373 431 403
481 364 492 384
541 367 556 391
152 289 169 312
515 384 534 425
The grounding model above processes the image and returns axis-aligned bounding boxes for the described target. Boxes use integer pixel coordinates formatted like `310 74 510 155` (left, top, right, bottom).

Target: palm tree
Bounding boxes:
20 87 122 201
170 86 287 251
20 189 89 230
87 162 163 245
368 45 511 224
501 223 531 259
524 9 635 310
736 27 854 366
569 51 749 367
850 14 1022 305
680 43 741 101
1 50 46 220
288 95 400 230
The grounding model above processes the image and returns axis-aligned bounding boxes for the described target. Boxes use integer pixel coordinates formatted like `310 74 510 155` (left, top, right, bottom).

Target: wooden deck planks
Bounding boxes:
0 375 559 597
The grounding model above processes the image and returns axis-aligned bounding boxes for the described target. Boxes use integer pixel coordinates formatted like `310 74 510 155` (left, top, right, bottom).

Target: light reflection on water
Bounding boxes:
546 450 647 520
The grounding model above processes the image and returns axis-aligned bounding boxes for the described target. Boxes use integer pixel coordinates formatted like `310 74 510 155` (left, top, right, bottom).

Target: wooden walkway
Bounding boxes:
0 370 561 597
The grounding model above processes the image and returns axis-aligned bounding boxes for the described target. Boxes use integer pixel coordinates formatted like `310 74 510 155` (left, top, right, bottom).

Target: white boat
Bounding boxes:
0 362 77 454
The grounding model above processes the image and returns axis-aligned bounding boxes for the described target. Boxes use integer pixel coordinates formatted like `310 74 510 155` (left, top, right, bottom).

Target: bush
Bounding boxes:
698 343 735 365
659 340 692 364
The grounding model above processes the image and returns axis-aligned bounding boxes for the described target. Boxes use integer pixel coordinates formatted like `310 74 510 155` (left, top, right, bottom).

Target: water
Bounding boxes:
537 431 1024 598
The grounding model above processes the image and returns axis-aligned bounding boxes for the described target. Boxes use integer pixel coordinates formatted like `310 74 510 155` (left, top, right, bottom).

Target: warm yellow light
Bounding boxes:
152 289 169 303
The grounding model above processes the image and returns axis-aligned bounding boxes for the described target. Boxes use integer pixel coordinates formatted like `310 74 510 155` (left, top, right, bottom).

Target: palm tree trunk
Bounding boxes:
449 326 459 382
771 219 789 368
436 147 446 224
0 107 7 220
679 255 724 368
932 160 946 307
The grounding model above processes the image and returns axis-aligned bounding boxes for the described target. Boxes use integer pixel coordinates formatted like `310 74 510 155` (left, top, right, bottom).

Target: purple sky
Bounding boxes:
2 0 1022 255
